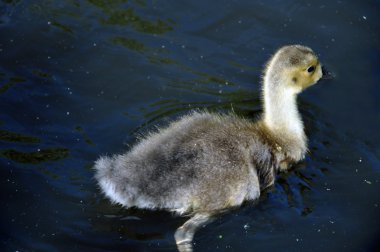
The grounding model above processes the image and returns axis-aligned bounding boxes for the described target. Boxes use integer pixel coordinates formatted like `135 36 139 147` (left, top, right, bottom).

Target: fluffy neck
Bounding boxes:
263 85 303 136
262 73 306 159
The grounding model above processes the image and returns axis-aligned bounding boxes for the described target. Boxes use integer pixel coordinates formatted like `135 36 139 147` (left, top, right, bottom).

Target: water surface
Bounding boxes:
1 0 380 251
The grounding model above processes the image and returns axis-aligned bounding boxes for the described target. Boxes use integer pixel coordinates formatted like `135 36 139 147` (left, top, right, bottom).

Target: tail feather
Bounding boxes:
94 156 128 206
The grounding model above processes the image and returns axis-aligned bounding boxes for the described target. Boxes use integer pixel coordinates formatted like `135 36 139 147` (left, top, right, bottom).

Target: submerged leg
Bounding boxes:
174 213 213 252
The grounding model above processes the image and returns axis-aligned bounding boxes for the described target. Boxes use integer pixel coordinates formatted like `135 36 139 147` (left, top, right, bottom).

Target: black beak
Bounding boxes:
322 66 334 80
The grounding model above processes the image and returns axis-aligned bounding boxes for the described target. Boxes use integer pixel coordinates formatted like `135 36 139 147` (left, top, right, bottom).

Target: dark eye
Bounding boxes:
307 66 315 73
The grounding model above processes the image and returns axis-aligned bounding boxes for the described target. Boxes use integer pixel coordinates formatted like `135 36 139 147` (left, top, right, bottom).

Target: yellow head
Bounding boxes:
264 45 323 94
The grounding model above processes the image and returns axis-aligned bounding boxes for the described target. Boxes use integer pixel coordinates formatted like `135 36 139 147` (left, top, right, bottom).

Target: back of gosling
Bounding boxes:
94 44 323 252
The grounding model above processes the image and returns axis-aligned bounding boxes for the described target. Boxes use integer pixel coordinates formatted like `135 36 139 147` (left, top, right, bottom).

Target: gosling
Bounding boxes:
94 45 324 252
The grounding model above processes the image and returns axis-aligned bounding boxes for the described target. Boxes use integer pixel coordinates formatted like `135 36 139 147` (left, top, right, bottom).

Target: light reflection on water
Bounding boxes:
0 0 379 251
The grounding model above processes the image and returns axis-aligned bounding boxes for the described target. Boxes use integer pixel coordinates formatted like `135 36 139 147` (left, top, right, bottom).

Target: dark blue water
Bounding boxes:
1 0 380 251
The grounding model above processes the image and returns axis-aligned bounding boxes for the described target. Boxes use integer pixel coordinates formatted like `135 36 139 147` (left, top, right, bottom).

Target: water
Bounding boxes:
1 0 379 251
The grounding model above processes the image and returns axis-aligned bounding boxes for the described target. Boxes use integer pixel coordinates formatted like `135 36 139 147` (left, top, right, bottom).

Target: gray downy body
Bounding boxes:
94 111 284 215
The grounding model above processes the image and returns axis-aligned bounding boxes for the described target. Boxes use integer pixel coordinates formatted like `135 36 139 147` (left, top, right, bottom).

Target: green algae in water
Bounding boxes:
0 76 27 94
148 56 177 65
0 129 40 143
1 148 69 164
31 70 52 79
87 0 129 8
112 37 146 52
50 20 74 34
74 126 95 146
99 8 173 34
